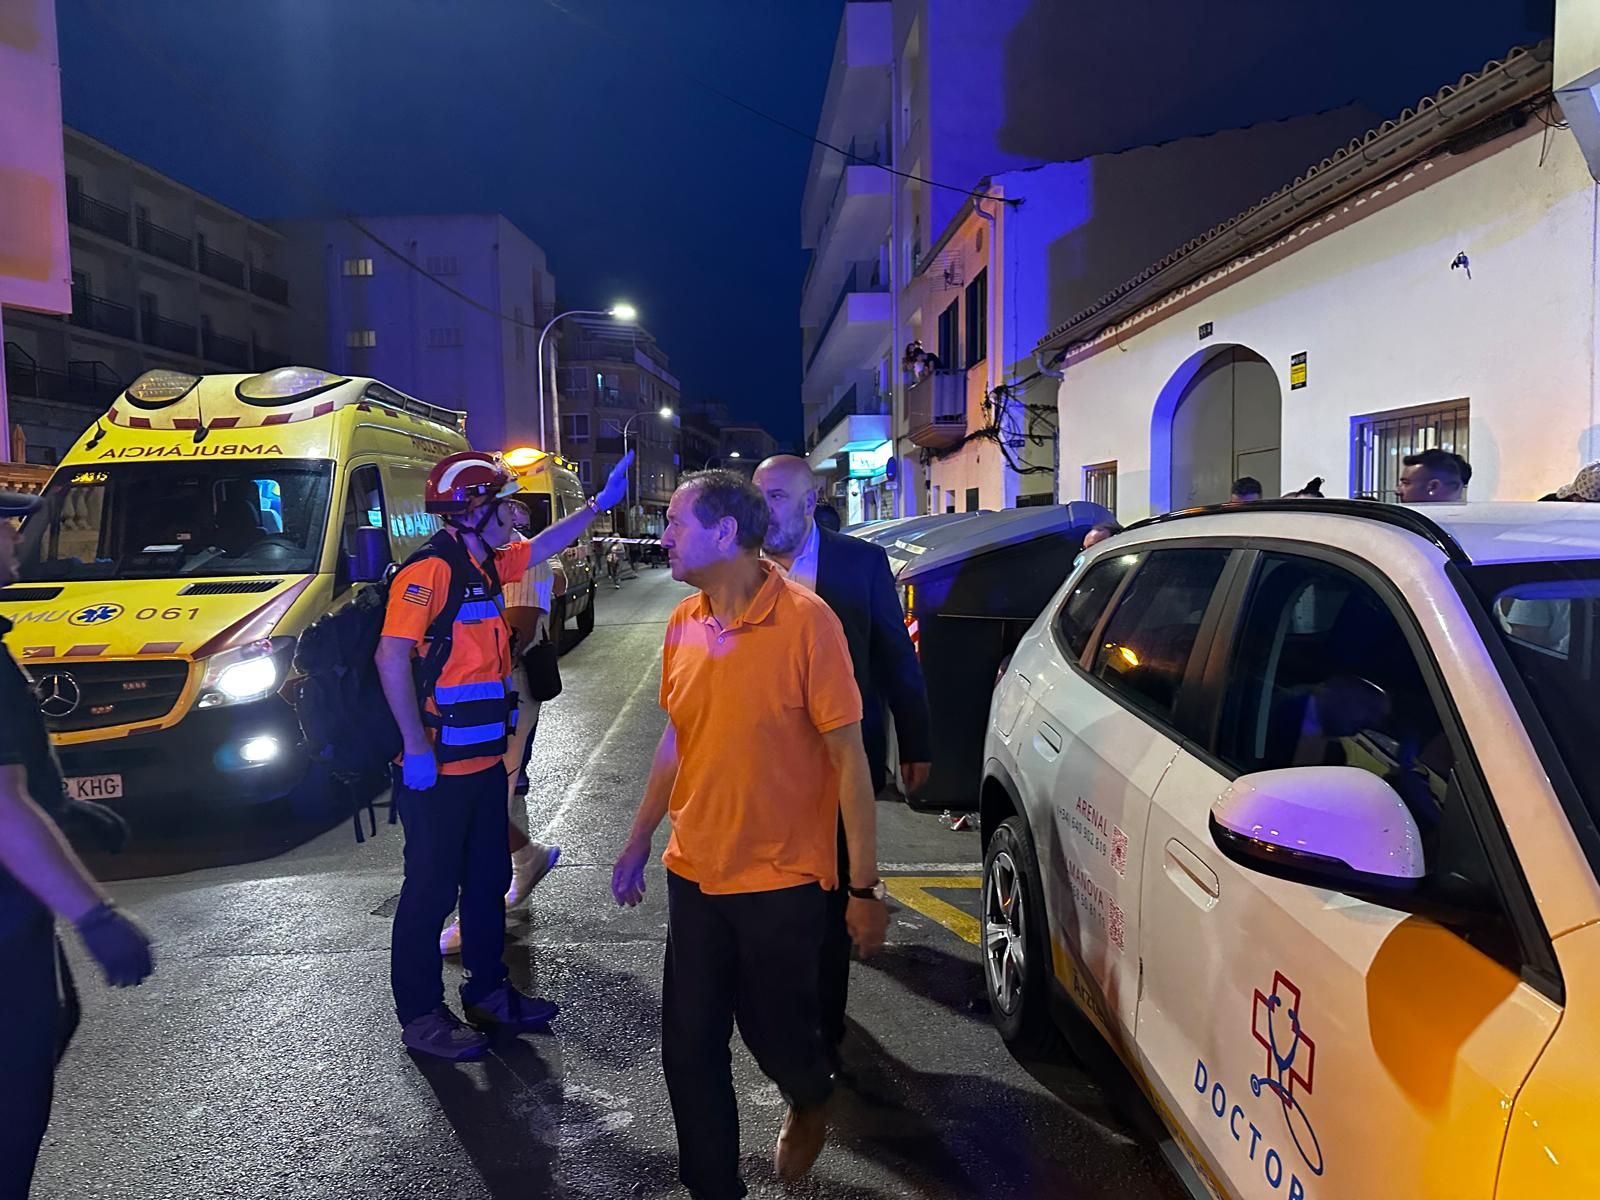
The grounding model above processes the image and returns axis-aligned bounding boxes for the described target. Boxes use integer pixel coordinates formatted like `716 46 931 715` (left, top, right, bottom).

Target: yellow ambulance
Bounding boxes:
1 366 467 811
502 446 597 643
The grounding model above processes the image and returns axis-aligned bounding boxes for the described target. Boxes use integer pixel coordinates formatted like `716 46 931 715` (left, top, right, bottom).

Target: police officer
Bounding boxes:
0 490 154 1197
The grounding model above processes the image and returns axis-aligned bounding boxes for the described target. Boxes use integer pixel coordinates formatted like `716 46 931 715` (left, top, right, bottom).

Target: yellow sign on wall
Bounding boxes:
1290 352 1308 390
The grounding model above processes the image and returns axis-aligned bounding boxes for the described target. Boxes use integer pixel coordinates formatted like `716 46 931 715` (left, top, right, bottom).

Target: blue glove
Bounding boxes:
75 903 154 987
402 750 438 791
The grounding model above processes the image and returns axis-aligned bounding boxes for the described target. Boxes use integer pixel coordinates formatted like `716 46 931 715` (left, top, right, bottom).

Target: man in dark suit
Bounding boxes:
753 456 932 1065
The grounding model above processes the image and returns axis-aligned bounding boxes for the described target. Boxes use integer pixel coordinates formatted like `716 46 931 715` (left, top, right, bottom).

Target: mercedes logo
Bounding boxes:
34 670 82 718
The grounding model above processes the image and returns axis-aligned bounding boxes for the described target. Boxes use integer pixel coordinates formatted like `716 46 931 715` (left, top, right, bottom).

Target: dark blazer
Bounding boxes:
812 526 932 781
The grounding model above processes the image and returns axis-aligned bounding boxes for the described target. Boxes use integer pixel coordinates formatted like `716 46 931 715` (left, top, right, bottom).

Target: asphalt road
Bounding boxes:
34 565 1188 1200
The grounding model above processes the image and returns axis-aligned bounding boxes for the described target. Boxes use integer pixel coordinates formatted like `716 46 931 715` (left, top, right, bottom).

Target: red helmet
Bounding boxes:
425 451 518 514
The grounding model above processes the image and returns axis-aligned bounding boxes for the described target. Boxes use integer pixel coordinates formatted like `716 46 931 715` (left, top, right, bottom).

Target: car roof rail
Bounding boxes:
1120 499 1472 565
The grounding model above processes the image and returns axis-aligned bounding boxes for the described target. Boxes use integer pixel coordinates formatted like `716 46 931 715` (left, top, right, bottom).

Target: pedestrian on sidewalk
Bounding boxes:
753 455 930 1075
437 534 563 957
0 491 154 1195
1397 449 1468 503
377 450 631 1061
612 470 889 1200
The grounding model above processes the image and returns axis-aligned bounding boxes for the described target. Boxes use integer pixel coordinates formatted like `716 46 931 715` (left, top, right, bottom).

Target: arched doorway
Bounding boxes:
1166 346 1281 508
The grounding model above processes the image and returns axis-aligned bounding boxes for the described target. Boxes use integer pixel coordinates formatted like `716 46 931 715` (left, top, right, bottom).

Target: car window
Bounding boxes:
337 463 389 585
1055 553 1135 660
1091 548 1230 720
1216 554 1457 846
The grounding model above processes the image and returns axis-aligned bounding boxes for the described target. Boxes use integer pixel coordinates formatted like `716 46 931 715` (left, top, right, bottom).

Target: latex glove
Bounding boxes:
594 451 635 512
846 895 888 959
401 750 438 791
611 838 650 907
75 903 154 987
57 796 131 854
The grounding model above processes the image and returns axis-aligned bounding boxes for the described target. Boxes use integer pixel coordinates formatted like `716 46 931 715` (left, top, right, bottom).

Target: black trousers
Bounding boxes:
391 765 511 1024
0 911 79 1200
662 872 833 1200
818 749 884 1052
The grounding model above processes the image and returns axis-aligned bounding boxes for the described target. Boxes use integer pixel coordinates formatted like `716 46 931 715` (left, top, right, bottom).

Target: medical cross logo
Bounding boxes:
69 603 124 626
402 584 434 607
1249 970 1324 1178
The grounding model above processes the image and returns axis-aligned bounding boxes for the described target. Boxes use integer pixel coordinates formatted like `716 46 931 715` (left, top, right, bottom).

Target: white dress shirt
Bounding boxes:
780 518 821 593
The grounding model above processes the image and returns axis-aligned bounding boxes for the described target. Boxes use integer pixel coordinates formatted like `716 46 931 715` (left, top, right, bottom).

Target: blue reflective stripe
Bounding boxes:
434 679 507 704
456 600 504 623
438 722 508 746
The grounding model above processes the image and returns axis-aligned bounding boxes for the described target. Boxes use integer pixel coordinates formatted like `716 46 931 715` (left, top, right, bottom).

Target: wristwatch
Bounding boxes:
847 880 887 901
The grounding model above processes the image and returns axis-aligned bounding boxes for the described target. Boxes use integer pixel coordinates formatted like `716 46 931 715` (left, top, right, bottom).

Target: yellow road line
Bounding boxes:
885 875 982 945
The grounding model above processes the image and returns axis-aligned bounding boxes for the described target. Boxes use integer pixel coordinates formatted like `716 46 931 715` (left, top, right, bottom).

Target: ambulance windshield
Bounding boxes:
16 460 333 581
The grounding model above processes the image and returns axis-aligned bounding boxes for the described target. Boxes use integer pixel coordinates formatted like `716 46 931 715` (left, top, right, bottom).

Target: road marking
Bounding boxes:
882 862 980 873
534 661 662 843
885 875 981 946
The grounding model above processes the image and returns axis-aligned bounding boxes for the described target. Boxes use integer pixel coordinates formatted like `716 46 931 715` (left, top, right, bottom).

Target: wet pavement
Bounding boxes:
34 565 1188 1200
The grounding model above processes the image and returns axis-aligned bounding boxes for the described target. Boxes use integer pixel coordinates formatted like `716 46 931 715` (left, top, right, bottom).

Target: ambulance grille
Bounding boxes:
33 660 191 733
0 587 64 602
178 580 282 596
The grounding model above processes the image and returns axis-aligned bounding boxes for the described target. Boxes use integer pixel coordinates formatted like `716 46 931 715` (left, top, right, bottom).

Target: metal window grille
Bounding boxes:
1083 461 1118 513
1351 400 1470 501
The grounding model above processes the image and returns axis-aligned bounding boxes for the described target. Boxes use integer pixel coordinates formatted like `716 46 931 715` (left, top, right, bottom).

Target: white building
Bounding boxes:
1037 44 1593 517
275 215 555 453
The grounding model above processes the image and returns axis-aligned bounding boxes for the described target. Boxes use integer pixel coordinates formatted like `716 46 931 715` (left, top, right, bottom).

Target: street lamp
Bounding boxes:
536 302 637 454
693 450 741 470
622 405 673 536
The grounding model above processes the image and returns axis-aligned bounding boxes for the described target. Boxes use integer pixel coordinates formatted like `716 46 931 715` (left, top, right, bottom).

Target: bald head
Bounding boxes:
753 455 819 558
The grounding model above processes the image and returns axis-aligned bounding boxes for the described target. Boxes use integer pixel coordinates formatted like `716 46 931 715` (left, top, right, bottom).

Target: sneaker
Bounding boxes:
439 917 462 957
464 983 560 1033
774 1103 829 1183
505 844 561 908
402 1007 490 1061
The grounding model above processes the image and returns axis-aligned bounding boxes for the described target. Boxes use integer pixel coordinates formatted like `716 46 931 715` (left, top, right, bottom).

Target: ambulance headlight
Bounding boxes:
197 638 295 708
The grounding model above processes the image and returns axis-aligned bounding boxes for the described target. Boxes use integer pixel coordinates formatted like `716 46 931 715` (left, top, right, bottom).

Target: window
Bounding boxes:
1056 554 1135 660
965 487 980 513
1352 400 1469 501
337 464 389 588
964 269 987 365
346 330 377 349
1083 461 1117 513
563 414 590 443
577 460 592 485
1092 549 1230 721
559 367 587 393
1218 553 1468 858
937 298 961 369
427 328 463 348
342 257 374 277
424 255 459 276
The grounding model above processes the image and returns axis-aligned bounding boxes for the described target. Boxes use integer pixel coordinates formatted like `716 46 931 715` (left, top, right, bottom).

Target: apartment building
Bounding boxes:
2 127 294 464
274 214 554 453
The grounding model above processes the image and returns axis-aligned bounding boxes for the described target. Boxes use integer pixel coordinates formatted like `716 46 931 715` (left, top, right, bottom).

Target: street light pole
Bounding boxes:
622 405 673 536
535 303 638 455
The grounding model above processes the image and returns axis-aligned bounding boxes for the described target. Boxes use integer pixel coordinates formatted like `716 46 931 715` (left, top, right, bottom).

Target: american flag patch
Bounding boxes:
403 583 434 606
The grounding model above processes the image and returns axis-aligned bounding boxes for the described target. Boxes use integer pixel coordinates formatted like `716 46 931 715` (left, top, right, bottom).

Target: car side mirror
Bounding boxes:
350 526 393 584
1208 766 1424 900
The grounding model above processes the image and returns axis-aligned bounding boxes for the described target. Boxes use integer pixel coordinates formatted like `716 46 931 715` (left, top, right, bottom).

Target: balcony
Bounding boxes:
141 313 197 356
804 261 890 377
595 435 626 455
250 267 289 306
905 369 967 449
137 218 194 269
202 329 251 370
67 191 130 244
806 383 891 468
69 290 137 340
5 358 125 409
199 245 247 289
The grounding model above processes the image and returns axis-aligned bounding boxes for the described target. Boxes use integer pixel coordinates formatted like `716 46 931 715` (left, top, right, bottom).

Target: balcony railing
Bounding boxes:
809 135 886 247
595 435 626 454
252 345 290 370
5 359 125 409
808 384 889 451
199 245 247 289
69 291 137 340
67 191 130 244
250 267 289 306
905 368 967 449
141 313 197 356
805 261 887 373
202 329 251 369
137 218 194 269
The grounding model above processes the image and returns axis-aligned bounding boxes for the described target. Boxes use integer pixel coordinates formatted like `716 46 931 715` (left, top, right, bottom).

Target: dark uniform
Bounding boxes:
0 614 82 1195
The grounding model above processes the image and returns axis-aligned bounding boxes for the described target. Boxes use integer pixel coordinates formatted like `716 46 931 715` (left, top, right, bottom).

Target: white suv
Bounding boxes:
981 500 1600 1200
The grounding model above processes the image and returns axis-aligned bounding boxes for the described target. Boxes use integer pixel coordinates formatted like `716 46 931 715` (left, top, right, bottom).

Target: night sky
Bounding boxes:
54 1 1554 445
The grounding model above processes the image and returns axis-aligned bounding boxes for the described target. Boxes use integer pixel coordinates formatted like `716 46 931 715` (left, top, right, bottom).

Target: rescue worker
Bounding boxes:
0 490 154 1194
376 450 632 1061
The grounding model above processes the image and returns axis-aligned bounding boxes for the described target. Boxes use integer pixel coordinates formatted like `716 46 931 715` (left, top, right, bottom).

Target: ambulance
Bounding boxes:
1 366 468 811
502 446 597 643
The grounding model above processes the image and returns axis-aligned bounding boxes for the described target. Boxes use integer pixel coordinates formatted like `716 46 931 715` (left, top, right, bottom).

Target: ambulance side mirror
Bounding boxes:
350 526 393 584
1208 766 1425 899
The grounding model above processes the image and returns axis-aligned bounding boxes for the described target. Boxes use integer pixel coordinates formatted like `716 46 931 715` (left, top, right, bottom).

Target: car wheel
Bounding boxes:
983 815 1056 1053
577 583 595 635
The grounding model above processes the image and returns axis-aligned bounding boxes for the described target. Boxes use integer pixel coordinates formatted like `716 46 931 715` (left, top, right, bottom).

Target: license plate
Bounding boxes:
66 774 123 801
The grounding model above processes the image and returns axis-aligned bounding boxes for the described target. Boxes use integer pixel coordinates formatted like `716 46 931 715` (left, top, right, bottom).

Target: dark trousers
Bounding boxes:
0 911 79 1200
818 749 884 1052
663 872 833 1200
391 765 511 1024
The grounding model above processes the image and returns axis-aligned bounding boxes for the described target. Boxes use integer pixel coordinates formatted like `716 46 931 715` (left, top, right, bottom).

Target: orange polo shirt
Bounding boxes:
658 560 863 894
382 537 533 776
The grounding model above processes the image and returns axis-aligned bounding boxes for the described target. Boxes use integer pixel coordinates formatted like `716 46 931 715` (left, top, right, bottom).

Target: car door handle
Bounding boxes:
1034 721 1062 757
1162 839 1220 910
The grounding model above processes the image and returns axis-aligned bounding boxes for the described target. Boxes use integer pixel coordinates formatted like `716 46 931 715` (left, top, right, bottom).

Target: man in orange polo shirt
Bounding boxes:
378 449 630 1061
612 470 889 1199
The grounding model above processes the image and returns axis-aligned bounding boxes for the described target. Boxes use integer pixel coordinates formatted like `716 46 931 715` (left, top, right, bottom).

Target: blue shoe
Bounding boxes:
464 984 559 1033
402 1007 490 1061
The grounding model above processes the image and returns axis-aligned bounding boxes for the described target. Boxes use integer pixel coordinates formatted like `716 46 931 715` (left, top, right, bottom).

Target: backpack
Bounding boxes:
293 531 499 839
